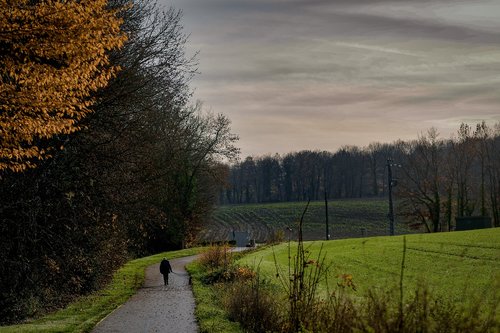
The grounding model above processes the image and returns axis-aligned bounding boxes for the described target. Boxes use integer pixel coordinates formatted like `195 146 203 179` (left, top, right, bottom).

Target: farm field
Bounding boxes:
238 228 500 310
198 198 416 243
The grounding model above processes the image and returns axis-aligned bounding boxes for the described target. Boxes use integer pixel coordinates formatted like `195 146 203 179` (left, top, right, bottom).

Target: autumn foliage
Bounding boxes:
0 0 127 172
0 1 238 324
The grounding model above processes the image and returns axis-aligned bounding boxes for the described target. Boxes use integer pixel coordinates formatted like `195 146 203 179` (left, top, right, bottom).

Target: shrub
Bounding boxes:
198 244 256 285
223 277 285 333
267 229 285 244
201 264 256 285
199 244 233 270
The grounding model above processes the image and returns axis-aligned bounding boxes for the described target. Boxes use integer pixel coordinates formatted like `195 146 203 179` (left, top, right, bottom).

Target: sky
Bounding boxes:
162 0 500 157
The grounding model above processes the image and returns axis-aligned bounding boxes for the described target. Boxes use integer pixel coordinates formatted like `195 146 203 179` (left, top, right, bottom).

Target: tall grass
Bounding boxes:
188 244 257 333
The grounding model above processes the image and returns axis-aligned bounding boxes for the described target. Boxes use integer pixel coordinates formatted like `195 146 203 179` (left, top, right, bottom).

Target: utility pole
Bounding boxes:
387 158 395 236
324 190 330 240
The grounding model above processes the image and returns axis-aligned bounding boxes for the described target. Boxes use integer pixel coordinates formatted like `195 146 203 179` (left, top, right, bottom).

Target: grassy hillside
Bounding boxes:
238 228 500 309
199 198 415 243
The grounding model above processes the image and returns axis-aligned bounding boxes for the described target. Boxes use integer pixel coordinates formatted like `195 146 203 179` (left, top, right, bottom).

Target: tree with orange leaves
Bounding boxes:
0 0 127 172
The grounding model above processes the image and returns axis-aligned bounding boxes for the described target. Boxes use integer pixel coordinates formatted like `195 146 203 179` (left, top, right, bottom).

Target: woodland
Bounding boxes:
223 124 500 233
0 0 237 323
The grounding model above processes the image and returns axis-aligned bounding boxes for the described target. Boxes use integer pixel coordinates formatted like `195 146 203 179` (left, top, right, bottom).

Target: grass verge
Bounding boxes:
0 248 203 333
186 260 243 333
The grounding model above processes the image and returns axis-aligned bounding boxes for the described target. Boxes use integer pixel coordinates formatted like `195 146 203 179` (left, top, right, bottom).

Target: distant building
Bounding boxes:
230 231 250 247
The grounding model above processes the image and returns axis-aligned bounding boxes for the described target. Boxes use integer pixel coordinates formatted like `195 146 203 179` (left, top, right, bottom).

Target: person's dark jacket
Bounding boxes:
160 259 172 275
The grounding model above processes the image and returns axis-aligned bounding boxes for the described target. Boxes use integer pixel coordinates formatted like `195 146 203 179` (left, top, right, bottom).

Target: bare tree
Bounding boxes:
449 124 478 217
475 122 500 226
398 129 446 232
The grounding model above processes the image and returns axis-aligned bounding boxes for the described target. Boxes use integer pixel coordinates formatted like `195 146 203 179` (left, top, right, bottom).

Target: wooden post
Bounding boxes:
387 159 395 236
325 190 330 240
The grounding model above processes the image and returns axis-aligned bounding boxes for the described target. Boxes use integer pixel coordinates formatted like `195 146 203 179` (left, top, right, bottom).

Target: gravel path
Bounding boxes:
93 255 199 333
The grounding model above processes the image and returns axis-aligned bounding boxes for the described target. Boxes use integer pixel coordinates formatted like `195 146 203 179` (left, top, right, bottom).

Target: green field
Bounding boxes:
200 199 415 242
238 228 500 309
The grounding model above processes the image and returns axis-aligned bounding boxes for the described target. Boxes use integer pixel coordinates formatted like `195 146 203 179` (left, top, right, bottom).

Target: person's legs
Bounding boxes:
163 274 168 285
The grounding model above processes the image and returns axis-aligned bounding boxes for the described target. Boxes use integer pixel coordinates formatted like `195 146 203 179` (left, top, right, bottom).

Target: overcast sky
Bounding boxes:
161 0 500 157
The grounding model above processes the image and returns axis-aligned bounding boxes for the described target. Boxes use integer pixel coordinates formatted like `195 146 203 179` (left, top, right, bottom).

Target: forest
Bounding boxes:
222 123 500 233
0 0 237 323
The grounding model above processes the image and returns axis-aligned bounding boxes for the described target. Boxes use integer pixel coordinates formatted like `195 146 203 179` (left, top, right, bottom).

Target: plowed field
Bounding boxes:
199 199 415 243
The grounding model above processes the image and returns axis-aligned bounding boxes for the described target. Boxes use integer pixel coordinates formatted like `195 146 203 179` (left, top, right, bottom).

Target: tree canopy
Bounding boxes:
0 1 239 323
0 0 127 172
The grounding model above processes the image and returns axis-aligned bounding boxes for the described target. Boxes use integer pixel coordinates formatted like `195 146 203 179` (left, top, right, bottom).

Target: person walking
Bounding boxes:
160 257 173 285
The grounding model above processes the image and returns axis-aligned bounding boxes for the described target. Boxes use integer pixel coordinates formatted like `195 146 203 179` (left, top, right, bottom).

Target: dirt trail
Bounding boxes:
92 255 199 333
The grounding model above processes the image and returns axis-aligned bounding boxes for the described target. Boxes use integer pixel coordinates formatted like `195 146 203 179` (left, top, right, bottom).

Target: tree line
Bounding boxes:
0 0 237 323
222 123 500 233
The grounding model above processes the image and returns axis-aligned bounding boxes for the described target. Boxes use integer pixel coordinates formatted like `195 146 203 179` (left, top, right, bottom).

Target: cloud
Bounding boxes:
389 83 500 106
163 0 500 156
334 42 423 57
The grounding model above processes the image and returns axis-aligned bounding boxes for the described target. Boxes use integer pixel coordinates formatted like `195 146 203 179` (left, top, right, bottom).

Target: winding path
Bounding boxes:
93 255 199 333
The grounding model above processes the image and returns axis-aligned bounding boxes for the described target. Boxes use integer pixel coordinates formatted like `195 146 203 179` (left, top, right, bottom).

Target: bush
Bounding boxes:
199 244 233 270
223 277 284 333
267 229 285 244
198 245 255 285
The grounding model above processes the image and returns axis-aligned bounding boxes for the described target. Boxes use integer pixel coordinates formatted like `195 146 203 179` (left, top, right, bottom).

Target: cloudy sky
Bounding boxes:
162 0 500 157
